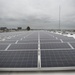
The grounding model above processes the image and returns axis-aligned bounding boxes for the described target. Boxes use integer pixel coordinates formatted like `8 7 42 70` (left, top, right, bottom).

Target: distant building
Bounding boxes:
17 27 22 30
0 27 8 32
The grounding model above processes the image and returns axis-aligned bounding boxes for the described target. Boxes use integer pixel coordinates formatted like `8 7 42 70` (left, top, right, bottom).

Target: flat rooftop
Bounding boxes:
0 31 75 74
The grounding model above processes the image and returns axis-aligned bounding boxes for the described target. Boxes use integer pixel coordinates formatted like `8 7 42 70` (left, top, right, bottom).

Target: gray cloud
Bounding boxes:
0 0 75 29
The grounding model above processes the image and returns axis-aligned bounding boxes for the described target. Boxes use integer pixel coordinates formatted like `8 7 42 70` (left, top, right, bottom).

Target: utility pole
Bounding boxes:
59 5 61 31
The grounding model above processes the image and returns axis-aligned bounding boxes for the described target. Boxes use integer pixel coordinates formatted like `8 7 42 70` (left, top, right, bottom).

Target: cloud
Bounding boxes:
0 0 75 29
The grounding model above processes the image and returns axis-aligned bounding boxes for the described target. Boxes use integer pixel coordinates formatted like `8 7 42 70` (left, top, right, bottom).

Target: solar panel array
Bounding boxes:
0 31 75 71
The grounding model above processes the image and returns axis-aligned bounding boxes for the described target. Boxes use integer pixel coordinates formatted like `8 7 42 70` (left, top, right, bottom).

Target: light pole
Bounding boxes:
59 5 61 31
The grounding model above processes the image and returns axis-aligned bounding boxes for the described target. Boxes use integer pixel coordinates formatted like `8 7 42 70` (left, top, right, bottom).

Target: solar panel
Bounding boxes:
6 37 22 40
22 39 38 41
24 38 38 40
41 50 75 67
40 33 55 39
25 37 38 39
18 40 38 44
0 41 16 44
40 43 71 49
40 40 61 43
57 37 75 40
8 44 38 50
25 34 38 39
70 43 75 48
62 40 75 43
0 44 9 50
40 36 56 39
6 39 19 41
0 51 37 68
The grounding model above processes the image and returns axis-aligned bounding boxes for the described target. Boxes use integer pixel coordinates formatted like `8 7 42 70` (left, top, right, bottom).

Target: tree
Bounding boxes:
26 26 30 31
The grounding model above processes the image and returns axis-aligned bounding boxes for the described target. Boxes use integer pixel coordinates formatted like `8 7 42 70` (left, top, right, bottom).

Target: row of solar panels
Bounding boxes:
1 39 75 43
0 43 75 50
0 50 75 68
1 35 74 40
0 31 74 39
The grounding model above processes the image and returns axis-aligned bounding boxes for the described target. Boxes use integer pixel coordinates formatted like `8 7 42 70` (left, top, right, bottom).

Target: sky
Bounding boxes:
0 0 75 29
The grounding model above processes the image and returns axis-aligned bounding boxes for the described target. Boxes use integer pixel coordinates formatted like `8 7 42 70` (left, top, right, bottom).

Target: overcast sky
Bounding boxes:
0 0 75 29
